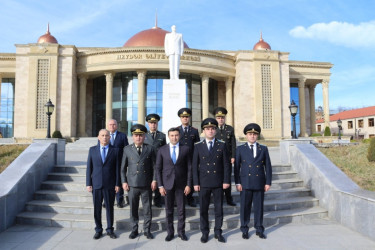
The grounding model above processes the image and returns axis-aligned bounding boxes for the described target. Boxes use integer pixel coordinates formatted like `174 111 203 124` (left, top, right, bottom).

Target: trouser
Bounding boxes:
224 187 234 203
165 186 186 235
199 187 223 235
153 188 162 205
128 186 152 232
116 186 124 204
240 189 265 234
93 188 115 233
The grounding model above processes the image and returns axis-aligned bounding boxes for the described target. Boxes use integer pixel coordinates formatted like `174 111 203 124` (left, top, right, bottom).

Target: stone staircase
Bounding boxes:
16 141 328 230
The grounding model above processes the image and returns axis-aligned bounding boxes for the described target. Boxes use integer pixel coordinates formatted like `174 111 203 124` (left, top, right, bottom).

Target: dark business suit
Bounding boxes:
145 130 166 205
121 143 156 232
111 131 129 205
155 144 192 235
86 144 120 234
192 139 231 235
234 142 272 234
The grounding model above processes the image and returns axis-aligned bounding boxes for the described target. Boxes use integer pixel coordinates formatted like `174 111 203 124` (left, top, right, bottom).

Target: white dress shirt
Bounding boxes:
247 142 257 158
206 138 215 150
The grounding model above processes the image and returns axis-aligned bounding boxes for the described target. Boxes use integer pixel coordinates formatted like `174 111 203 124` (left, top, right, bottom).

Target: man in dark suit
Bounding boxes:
234 123 272 240
177 107 200 207
121 124 157 240
193 118 231 243
108 119 129 208
145 114 166 208
86 129 120 240
214 107 236 206
156 127 192 242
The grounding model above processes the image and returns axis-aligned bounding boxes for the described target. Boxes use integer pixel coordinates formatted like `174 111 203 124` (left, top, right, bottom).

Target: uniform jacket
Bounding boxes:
215 124 236 159
178 125 200 156
234 143 272 190
192 139 231 188
86 144 120 189
121 143 156 188
155 144 192 190
145 130 166 153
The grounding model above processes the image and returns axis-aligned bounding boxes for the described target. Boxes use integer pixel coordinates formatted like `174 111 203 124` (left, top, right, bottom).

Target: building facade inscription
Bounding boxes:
116 53 200 62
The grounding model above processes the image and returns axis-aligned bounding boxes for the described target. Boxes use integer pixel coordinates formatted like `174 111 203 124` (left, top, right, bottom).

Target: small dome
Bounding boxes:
253 32 271 51
37 23 58 44
123 26 189 48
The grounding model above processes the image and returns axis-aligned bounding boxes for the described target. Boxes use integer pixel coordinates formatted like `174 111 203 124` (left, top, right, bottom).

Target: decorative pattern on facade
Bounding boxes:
36 59 49 129
261 64 273 129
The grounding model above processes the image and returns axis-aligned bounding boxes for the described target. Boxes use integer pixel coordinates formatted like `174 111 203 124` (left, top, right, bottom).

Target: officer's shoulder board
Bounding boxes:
217 139 225 143
195 140 204 145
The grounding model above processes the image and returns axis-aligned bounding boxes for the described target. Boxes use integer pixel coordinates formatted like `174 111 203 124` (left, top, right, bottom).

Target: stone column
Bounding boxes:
201 74 209 119
105 72 114 125
225 77 233 126
298 78 306 137
0 73 2 114
137 70 146 124
309 84 316 134
322 79 330 128
78 75 88 137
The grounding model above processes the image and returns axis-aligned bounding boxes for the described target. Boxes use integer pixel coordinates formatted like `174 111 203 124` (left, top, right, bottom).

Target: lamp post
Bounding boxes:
45 99 55 138
337 118 342 140
289 100 298 139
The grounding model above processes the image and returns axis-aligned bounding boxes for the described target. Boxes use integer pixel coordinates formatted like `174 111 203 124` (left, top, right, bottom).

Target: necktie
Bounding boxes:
137 146 141 155
184 127 188 135
101 146 106 163
208 141 213 152
152 132 155 140
110 134 114 146
250 144 254 158
172 145 177 164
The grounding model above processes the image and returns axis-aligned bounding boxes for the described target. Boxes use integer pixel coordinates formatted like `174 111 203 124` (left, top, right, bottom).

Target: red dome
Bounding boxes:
37 23 58 44
253 32 271 51
123 27 189 48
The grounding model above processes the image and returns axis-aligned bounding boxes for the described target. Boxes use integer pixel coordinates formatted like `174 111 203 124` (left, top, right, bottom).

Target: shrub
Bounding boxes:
310 133 322 137
367 138 375 162
363 138 371 144
52 130 63 138
324 126 331 136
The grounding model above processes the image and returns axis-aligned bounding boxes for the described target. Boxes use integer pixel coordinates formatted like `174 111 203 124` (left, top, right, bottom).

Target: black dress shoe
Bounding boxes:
200 233 208 243
214 233 225 243
242 232 249 239
165 234 174 241
154 203 162 208
178 233 188 241
256 232 266 239
117 203 124 208
144 231 154 239
129 230 138 239
107 232 117 239
93 232 102 240
227 200 236 206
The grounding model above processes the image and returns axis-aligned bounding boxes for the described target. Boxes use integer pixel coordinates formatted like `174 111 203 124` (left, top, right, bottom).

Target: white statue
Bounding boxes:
164 25 184 80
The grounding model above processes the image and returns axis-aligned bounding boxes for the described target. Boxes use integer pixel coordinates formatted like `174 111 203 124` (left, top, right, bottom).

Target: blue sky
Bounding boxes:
1 0 374 111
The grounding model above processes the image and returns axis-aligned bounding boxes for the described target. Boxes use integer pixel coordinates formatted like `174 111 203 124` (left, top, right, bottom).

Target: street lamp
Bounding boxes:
289 100 298 139
44 99 55 138
337 118 342 140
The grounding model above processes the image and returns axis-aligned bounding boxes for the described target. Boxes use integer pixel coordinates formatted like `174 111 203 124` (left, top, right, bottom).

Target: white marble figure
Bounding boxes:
164 25 184 80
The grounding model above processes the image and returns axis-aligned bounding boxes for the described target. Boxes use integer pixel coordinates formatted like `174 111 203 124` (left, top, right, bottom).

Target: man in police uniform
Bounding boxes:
145 113 166 208
177 108 200 207
214 107 236 206
234 123 272 240
121 124 157 240
193 118 231 243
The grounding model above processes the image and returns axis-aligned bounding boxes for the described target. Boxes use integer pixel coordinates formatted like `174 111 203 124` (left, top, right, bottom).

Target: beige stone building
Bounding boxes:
0 24 333 139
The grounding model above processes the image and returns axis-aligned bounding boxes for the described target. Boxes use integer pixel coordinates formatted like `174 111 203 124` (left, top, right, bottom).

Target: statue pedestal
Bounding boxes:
162 79 186 135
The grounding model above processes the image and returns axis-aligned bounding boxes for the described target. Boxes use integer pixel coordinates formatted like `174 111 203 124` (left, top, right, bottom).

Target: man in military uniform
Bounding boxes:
234 123 272 240
214 107 236 206
193 118 231 243
177 108 200 207
121 124 157 240
145 114 166 208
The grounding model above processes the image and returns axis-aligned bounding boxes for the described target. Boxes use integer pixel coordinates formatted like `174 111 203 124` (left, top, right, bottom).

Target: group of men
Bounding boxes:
86 107 272 243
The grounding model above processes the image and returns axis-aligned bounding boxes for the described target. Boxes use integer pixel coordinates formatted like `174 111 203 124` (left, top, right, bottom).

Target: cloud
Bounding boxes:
289 20 375 49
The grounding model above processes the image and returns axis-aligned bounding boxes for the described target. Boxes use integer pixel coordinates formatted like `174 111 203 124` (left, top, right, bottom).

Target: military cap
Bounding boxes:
146 113 160 123
214 107 228 117
201 118 218 129
243 123 261 135
131 124 147 134
178 108 192 117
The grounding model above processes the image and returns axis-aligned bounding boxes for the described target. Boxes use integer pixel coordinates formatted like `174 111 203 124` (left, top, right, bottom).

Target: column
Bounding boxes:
78 75 88 136
0 73 2 114
309 84 316 134
105 72 114 125
137 70 146 124
322 79 330 128
225 77 233 126
298 78 306 137
201 74 209 119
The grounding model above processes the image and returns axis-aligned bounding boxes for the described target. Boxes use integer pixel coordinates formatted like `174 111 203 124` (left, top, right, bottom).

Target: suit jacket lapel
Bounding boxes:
103 146 113 164
254 144 262 160
96 145 104 166
208 140 219 161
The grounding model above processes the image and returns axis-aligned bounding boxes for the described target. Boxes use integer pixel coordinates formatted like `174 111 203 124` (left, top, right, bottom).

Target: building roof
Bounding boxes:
253 32 271 51
37 23 58 44
316 106 375 123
